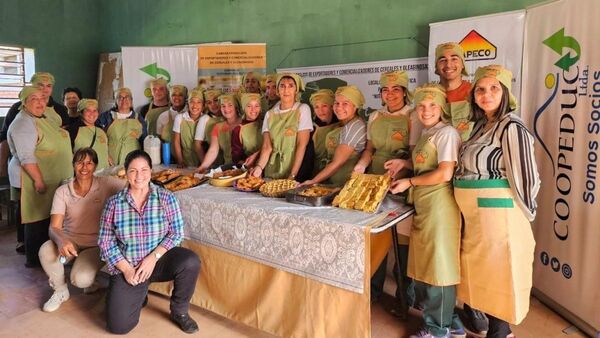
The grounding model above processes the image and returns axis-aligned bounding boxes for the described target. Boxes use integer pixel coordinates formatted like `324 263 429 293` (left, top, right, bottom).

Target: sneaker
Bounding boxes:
450 327 466 338
16 242 25 254
170 313 199 334
42 289 70 312
461 306 488 336
409 328 450 338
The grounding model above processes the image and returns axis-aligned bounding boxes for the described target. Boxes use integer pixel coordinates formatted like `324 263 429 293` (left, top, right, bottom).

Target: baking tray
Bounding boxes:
164 175 209 192
151 169 182 186
285 185 341 207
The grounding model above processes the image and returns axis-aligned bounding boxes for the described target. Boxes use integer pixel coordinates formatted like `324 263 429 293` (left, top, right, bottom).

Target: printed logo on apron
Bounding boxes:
284 128 295 137
415 151 428 164
391 130 405 141
456 121 470 132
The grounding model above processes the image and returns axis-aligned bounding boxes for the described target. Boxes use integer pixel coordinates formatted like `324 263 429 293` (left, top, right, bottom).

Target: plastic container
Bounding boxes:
144 135 161 166
162 142 171 165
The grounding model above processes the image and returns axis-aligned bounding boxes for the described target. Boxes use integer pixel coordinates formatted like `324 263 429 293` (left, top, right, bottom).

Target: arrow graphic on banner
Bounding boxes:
542 28 580 71
139 62 171 81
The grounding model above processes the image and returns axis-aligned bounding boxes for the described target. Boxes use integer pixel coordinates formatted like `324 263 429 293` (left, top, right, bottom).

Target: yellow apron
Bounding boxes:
454 179 535 324
180 118 200 167
407 135 461 286
240 120 263 157
145 103 169 136
73 126 109 170
264 108 300 179
106 112 143 165
447 101 474 142
44 106 63 127
312 122 340 175
216 121 233 165
368 112 410 174
323 125 359 187
21 116 73 224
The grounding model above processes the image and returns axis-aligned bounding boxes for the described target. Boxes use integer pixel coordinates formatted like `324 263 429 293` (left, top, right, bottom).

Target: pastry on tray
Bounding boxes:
164 174 202 192
235 176 265 191
259 179 297 198
332 173 391 213
151 169 181 183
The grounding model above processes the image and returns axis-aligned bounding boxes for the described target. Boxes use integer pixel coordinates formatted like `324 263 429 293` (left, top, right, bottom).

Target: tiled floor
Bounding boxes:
0 226 588 338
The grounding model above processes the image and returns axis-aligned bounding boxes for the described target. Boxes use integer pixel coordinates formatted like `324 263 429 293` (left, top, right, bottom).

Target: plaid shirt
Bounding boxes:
98 183 184 275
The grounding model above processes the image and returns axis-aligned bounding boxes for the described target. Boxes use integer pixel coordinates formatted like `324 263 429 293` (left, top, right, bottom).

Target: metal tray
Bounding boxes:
285 185 341 207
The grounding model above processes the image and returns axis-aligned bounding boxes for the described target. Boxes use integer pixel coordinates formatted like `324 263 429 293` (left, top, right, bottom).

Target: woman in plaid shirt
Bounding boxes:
98 150 200 334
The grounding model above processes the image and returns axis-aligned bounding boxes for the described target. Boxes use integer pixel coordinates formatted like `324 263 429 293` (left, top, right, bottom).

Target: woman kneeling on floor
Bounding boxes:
40 147 125 312
98 150 201 334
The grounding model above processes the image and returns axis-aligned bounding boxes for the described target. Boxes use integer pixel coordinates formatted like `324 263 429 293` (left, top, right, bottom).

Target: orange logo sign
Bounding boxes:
284 128 295 137
391 131 404 141
459 30 497 61
415 152 427 164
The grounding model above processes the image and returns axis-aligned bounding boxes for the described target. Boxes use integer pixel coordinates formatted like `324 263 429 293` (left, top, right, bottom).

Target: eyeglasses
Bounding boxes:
117 96 132 101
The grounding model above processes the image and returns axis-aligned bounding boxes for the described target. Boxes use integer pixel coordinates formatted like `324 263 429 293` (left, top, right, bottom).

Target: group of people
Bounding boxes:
0 41 540 338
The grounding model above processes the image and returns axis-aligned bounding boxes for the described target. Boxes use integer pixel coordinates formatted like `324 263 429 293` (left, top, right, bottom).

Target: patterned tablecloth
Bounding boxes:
175 184 411 293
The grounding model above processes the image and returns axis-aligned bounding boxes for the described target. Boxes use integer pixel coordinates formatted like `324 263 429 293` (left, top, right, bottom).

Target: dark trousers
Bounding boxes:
25 218 50 265
16 202 23 242
105 247 201 334
371 244 415 306
487 313 512 338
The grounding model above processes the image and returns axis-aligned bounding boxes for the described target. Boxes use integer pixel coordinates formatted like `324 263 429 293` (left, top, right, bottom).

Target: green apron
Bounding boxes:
368 112 410 174
324 125 360 187
180 118 200 167
216 122 233 165
106 112 143 165
240 120 263 156
204 115 224 143
160 109 177 160
264 107 300 179
407 133 461 286
21 116 73 224
145 103 169 136
73 126 109 170
44 106 63 127
447 101 474 141
312 122 340 175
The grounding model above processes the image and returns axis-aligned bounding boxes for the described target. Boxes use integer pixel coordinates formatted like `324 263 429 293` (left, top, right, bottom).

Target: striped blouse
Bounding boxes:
455 112 540 221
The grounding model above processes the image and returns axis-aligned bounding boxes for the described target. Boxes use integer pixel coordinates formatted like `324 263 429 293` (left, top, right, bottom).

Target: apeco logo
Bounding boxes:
540 251 573 279
459 30 497 61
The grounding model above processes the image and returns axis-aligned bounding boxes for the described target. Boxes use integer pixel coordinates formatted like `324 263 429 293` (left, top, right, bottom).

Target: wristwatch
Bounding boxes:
154 252 163 260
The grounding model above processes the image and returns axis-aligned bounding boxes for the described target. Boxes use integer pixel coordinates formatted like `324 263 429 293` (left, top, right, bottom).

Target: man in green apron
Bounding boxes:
435 42 474 142
141 78 170 135
390 84 464 338
7 86 73 267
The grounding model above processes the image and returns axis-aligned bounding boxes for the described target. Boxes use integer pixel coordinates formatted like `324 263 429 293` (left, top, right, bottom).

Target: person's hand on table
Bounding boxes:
244 152 259 167
249 166 263 178
34 179 47 194
298 179 316 187
196 166 208 174
390 178 412 194
384 159 406 178
108 157 114 167
353 163 367 174
134 255 157 284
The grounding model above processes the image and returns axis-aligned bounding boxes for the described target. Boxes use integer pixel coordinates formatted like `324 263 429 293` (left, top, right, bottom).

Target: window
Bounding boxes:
0 46 35 117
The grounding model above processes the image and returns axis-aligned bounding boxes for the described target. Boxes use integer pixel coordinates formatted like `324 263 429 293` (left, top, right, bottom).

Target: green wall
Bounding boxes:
2 0 545 97
100 0 545 71
0 0 102 98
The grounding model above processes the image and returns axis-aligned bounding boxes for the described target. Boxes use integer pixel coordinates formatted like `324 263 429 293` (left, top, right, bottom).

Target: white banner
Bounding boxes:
279 57 429 113
429 10 525 105
122 46 198 110
521 0 600 335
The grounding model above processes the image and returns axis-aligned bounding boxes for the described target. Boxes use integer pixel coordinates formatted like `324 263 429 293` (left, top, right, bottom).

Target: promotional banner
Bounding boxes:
521 0 600 335
198 43 266 93
429 10 525 105
279 57 429 114
122 46 198 110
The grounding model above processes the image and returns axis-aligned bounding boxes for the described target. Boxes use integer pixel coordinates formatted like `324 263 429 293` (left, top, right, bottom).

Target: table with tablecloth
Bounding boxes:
149 183 413 338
